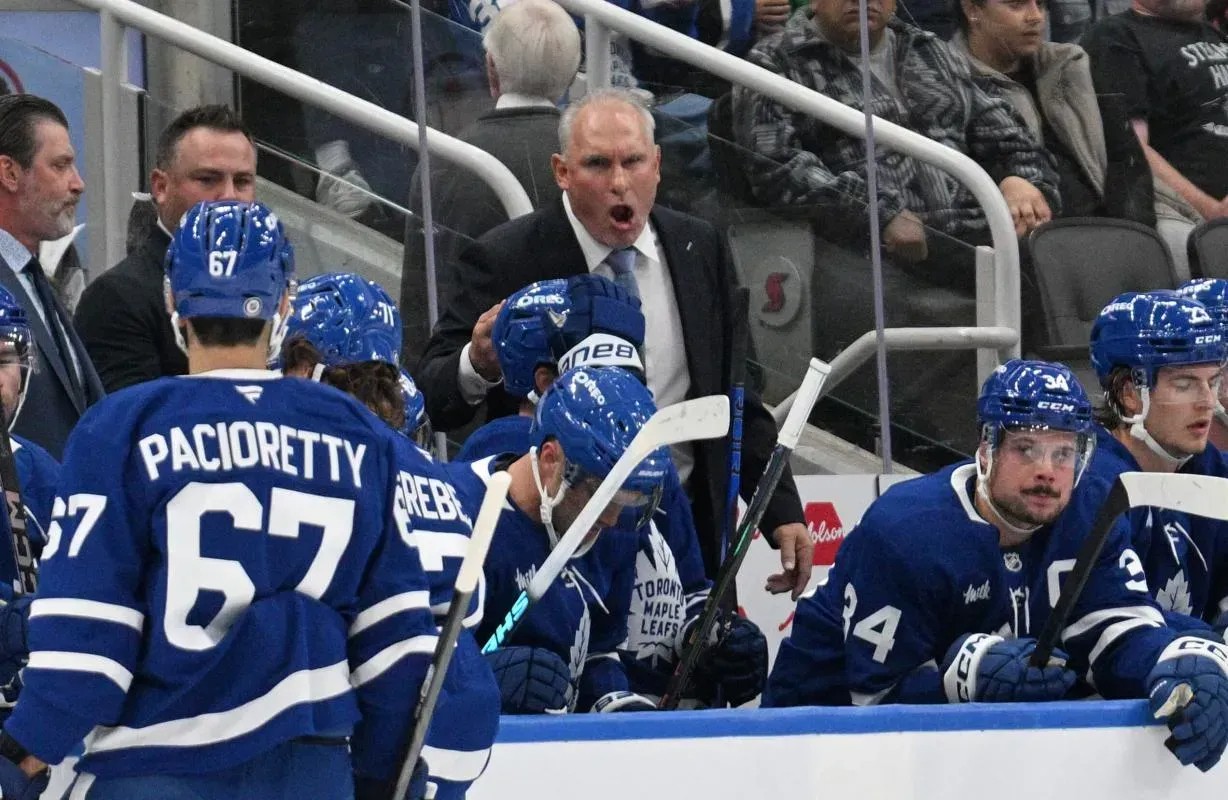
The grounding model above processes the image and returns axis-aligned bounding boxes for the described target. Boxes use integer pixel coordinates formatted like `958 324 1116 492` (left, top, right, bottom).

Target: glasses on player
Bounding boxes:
571 473 663 532
998 437 1079 471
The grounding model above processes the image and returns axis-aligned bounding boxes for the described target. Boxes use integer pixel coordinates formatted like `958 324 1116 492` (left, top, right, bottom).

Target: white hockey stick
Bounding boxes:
1032 471 1228 665
391 471 509 800
481 394 730 653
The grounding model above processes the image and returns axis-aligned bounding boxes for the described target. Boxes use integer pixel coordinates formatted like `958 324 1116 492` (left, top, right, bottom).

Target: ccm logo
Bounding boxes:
1036 401 1076 412
1195 335 1223 344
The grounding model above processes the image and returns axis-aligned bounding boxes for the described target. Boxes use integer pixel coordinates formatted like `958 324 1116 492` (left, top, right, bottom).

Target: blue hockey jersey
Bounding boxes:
455 415 713 696
765 462 1179 708
12 434 58 548
389 433 498 796
447 454 638 710
4 370 438 781
1085 427 1228 624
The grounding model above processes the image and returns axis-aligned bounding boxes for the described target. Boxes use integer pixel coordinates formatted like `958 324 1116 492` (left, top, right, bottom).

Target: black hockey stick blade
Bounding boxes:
659 358 831 710
1031 472 1228 666
391 471 508 800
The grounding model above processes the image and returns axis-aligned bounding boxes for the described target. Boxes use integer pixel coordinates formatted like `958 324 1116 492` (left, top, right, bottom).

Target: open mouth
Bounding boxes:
610 204 634 227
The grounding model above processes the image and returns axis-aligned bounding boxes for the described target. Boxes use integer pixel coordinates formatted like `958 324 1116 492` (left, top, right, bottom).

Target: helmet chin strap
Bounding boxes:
6 371 28 433
266 310 289 364
1122 387 1193 470
975 445 1041 539
170 310 189 356
530 446 568 550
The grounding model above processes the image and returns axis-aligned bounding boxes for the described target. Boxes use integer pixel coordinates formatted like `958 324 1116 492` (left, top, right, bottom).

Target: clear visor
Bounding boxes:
1146 364 1226 408
571 471 664 531
986 426 1095 486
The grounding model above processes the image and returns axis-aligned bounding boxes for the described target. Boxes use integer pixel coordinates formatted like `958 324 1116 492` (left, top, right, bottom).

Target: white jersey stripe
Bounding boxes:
30 599 145 633
84 661 352 754
349 591 431 637
1085 618 1163 667
421 743 492 783
1063 605 1164 640
27 651 133 692
350 635 438 687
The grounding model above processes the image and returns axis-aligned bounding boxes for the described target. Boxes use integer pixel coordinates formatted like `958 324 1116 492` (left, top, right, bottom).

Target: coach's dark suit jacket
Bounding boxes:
415 198 805 573
0 253 105 460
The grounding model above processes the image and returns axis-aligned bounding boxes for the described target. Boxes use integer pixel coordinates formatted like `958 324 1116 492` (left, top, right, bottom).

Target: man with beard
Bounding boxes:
1084 291 1228 627
1082 0 1228 270
0 94 102 458
766 359 1228 772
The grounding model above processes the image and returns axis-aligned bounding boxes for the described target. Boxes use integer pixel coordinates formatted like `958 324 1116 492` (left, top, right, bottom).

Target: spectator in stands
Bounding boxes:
402 0 581 359
732 0 1060 291
75 105 256 393
416 88 812 592
950 0 1156 225
0 94 103 459
1210 0 1228 28
1082 0 1228 281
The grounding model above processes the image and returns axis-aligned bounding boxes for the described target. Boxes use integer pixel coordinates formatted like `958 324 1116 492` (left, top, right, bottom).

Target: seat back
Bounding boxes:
1187 218 1228 280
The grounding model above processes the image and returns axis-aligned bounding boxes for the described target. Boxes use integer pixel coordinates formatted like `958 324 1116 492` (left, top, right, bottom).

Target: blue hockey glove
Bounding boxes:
484 646 575 714
591 691 657 712
0 597 30 688
692 613 768 707
941 634 1076 703
1147 637 1228 772
0 755 47 800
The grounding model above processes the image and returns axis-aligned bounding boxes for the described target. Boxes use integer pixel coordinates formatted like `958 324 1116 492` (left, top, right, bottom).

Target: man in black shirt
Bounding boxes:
1083 0 1228 274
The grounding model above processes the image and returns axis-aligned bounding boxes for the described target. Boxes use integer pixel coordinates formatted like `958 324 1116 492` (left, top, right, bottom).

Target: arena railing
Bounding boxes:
65 0 534 273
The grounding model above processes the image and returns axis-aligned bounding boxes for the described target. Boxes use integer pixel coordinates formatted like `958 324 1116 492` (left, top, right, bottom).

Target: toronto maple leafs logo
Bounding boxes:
624 528 684 667
1156 572 1194 616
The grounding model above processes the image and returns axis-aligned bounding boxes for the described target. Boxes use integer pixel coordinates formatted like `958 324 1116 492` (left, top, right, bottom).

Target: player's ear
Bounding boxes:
534 366 557 396
1119 375 1143 417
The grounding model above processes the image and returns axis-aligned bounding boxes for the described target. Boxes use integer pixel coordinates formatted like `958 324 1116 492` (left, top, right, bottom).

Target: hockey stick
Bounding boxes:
481 394 730 654
720 286 750 565
659 358 832 710
391 471 509 800
0 426 34 596
1031 472 1228 666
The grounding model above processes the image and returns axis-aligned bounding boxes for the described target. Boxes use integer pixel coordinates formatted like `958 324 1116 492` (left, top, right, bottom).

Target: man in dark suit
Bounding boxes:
401 0 580 359
75 105 257 393
416 88 812 593
0 94 103 458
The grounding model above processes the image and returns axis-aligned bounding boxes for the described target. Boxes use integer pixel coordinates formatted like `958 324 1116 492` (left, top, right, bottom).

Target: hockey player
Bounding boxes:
0 201 439 799
450 365 671 714
767 359 1228 772
1174 279 1228 453
284 271 500 800
1084 291 1228 625
461 276 767 705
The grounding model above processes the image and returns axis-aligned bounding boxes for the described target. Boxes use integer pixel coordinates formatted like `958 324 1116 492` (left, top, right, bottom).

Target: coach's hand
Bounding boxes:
468 301 505 382
764 522 812 600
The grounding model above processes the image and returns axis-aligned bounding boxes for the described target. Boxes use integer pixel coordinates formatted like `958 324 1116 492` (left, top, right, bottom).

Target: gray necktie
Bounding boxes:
603 247 639 300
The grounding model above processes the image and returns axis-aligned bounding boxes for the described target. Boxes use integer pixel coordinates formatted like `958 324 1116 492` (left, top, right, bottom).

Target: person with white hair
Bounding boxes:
402 0 581 356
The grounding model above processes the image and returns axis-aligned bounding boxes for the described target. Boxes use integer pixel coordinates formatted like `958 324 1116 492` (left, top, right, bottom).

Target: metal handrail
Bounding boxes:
70 0 534 267
771 326 1019 426
558 0 1022 364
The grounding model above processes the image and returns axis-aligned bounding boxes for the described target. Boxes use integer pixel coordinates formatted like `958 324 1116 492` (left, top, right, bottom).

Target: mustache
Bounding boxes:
1021 485 1060 498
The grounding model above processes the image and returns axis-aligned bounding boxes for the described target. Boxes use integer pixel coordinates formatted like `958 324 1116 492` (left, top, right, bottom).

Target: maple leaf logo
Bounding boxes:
1156 572 1193 616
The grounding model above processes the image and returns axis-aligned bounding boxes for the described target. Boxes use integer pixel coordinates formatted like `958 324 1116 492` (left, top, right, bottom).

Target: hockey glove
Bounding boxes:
941 634 1076 703
691 613 768 707
0 597 30 688
592 691 657 712
1147 637 1228 772
484 646 575 714
0 758 44 800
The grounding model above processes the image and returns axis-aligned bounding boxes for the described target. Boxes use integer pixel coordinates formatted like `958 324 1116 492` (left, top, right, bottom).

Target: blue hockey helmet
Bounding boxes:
1089 291 1227 389
165 200 295 322
399 367 432 446
977 359 1094 436
288 272 401 367
0 285 32 428
494 274 644 400
531 366 667 545
1176 278 1228 327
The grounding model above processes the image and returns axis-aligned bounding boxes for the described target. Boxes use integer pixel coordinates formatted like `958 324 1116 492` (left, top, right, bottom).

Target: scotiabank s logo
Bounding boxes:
805 502 846 566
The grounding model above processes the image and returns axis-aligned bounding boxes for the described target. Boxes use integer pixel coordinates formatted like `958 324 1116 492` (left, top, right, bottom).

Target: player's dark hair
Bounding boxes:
155 105 252 171
321 361 406 432
188 316 267 348
952 0 986 34
0 94 69 170
1092 367 1131 430
279 334 406 430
